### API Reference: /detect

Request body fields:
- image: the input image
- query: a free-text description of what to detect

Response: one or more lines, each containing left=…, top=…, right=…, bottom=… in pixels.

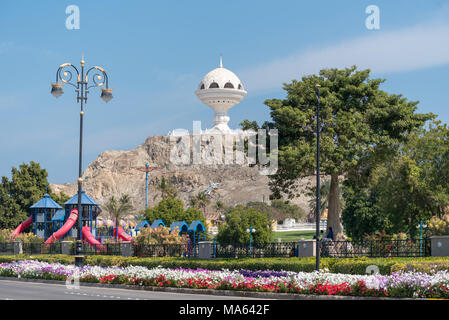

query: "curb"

left=0, top=276, right=413, bottom=300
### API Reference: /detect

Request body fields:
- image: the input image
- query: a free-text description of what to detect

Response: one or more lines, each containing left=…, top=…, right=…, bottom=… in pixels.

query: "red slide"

left=45, top=209, right=78, bottom=244
left=12, top=216, right=33, bottom=237
left=82, top=226, right=104, bottom=250
left=113, top=227, right=132, bottom=242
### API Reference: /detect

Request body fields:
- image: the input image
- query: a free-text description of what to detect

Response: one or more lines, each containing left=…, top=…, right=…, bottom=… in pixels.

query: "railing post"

left=397, top=240, right=399, bottom=257
left=198, top=241, right=213, bottom=259
left=13, top=241, right=23, bottom=255
left=61, top=241, right=72, bottom=255
left=121, top=241, right=132, bottom=257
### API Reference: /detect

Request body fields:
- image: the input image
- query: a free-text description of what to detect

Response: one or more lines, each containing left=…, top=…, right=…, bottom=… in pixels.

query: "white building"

left=170, top=57, right=247, bottom=135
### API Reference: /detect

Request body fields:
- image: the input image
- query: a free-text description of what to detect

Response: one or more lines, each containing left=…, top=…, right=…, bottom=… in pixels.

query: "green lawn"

left=274, top=230, right=316, bottom=241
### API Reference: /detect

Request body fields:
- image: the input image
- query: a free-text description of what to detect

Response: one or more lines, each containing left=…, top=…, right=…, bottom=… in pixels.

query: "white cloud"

left=239, top=20, right=449, bottom=93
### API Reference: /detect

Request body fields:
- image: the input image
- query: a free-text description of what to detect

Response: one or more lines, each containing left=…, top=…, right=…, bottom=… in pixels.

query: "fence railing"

left=0, top=242, right=63, bottom=255
left=70, top=243, right=122, bottom=256
left=133, top=244, right=188, bottom=258
left=320, top=239, right=431, bottom=258
left=214, top=242, right=297, bottom=258
left=0, top=242, right=14, bottom=255
left=0, top=239, right=432, bottom=258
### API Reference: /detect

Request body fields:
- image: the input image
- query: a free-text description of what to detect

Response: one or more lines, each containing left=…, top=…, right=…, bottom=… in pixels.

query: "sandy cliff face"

left=51, top=135, right=314, bottom=214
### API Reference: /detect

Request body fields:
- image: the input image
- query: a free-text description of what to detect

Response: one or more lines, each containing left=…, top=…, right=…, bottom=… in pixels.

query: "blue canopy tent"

left=170, top=221, right=189, bottom=234
left=151, top=219, right=165, bottom=229
left=64, top=190, right=101, bottom=238
left=135, top=220, right=150, bottom=232
left=30, top=194, right=62, bottom=239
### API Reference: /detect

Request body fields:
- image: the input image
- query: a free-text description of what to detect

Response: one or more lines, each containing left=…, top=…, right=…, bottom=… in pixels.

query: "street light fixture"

left=246, top=226, right=256, bottom=257
left=51, top=56, right=112, bottom=264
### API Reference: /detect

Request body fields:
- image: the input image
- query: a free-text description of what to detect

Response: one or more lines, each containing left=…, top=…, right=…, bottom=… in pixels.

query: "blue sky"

left=1, top=0, right=449, bottom=183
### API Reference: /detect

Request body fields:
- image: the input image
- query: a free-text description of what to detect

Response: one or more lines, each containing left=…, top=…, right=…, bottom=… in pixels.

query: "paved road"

left=0, top=279, right=265, bottom=300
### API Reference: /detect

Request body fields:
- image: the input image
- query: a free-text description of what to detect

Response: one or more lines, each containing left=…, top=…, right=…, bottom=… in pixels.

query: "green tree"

left=144, top=196, right=205, bottom=227
left=189, top=192, right=210, bottom=216
left=104, top=194, right=133, bottom=240
left=262, top=66, right=432, bottom=239
left=214, top=200, right=226, bottom=212
left=341, top=183, right=389, bottom=241
left=0, top=162, right=59, bottom=229
left=245, top=202, right=274, bottom=221
left=216, top=205, right=273, bottom=246
left=0, top=185, right=25, bottom=229
left=51, top=192, right=70, bottom=207
left=245, top=200, right=305, bottom=223
left=154, top=177, right=178, bottom=200
left=270, top=199, right=306, bottom=222
left=239, top=120, right=260, bottom=132
left=343, top=121, right=449, bottom=238
left=4, top=162, right=51, bottom=213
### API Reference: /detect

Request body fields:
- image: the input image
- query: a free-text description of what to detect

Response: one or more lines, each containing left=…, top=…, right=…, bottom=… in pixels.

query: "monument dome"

left=195, top=57, right=247, bottom=133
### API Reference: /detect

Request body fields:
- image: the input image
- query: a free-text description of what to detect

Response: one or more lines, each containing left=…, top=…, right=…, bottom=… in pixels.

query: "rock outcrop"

left=51, top=135, right=315, bottom=214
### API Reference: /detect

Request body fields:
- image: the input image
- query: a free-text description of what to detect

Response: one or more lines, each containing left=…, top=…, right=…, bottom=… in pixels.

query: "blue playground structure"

left=29, top=194, right=63, bottom=239
left=63, top=190, right=101, bottom=238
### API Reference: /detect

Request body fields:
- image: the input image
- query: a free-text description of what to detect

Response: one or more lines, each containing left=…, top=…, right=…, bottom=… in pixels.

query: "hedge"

left=1, top=255, right=449, bottom=275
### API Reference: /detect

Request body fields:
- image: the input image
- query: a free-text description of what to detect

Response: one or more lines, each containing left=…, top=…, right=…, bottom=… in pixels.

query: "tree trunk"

left=326, top=173, right=345, bottom=240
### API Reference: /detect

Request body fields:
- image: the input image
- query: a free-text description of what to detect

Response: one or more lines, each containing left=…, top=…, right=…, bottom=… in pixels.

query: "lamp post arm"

left=85, top=66, right=110, bottom=89
left=56, top=63, right=80, bottom=88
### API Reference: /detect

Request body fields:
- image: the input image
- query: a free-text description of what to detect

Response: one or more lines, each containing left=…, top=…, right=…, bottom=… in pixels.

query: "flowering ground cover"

left=1, top=260, right=449, bottom=298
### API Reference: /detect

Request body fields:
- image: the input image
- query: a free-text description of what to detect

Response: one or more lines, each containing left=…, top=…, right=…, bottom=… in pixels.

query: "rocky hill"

left=51, top=135, right=315, bottom=216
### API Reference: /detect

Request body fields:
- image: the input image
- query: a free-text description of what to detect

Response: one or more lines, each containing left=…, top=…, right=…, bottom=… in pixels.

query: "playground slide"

left=82, top=226, right=104, bottom=249
left=12, top=216, right=33, bottom=237
left=113, top=227, right=132, bottom=242
left=45, top=208, right=78, bottom=244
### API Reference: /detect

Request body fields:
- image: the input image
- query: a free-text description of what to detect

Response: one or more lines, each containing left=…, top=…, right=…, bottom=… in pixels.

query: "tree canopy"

left=245, top=200, right=305, bottom=223
left=144, top=196, right=205, bottom=227
left=216, top=205, right=273, bottom=246
left=104, top=194, right=134, bottom=239
left=258, top=66, right=433, bottom=239
left=0, top=162, right=69, bottom=229
left=342, top=121, right=449, bottom=239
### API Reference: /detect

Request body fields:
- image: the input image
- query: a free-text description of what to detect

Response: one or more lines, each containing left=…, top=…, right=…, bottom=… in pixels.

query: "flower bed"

left=1, top=260, right=449, bottom=298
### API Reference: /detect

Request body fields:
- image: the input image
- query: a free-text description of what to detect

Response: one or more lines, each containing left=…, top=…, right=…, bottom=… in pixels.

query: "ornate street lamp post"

left=51, top=56, right=112, bottom=262
left=315, top=84, right=321, bottom=271
left=246, top=226, right=256, bottom=258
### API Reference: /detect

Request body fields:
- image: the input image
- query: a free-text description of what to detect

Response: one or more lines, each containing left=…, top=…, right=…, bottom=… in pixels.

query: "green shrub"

left=428, top=215, right=449, bottom=236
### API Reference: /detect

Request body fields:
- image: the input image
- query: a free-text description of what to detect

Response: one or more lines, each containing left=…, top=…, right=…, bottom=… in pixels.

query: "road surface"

left=0, top=279, right=266, bottom=300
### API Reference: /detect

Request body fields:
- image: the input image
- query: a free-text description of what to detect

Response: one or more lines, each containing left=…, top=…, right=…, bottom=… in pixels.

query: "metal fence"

left=133, top=244, right=188, bottom=258
left=0, top=239, right=432, bottom=258
left=320, top=239, right=431, bottom=258
left=0, top=243, right=14, bottom=255
left=23, top=242, right=63, bottom=255
left=70, top=243, right=122, bottom=256
left=214, top=242, right=297, bottom=258
left=0, top=242, right=63, bottom=255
